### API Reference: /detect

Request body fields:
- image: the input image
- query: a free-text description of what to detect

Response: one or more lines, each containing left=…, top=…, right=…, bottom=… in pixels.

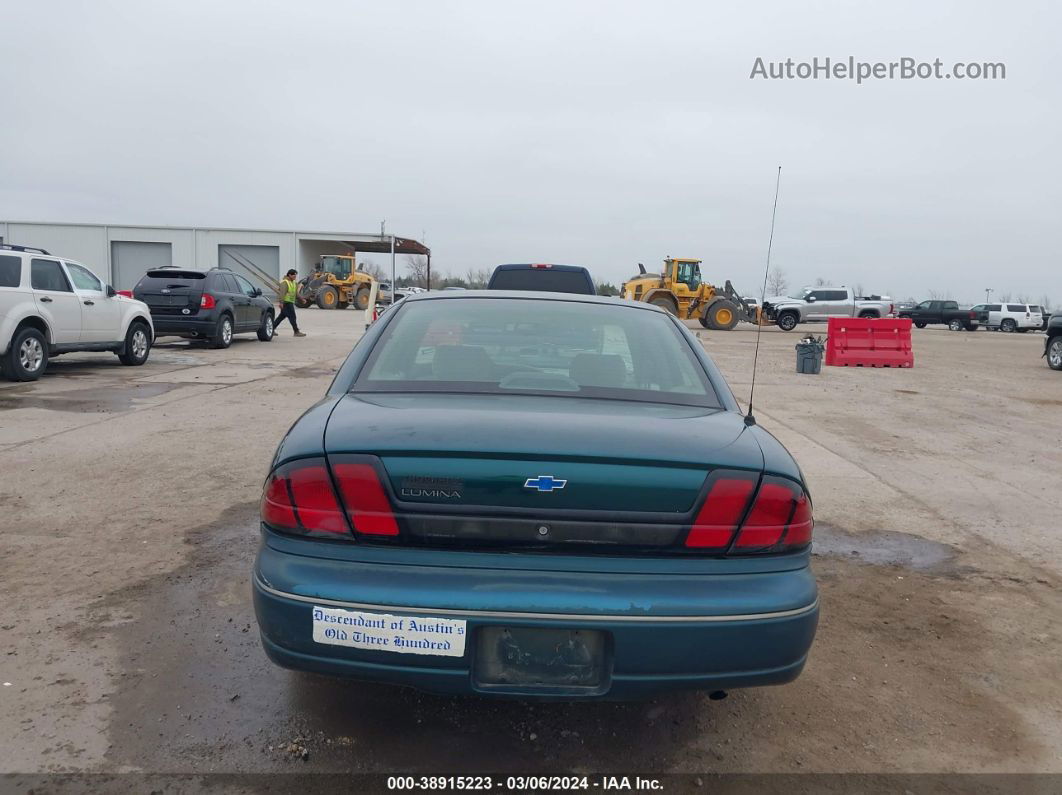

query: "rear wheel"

left=212, top=314, right=233, bottom=349
left=948, top=319, right=964, bottom=331
left=354, top=287, right=371, bottom=311
left=3, top=326, right=48, bottom=381
left=316, top=285, right=339, bottom=309
left=257, top=312, right=275, bottom=342
left=704, top=300, right=739, bottom=330
left=777, top=311, right=799, bottom=331
left=118, top=322, right=151, bottom=366
left=1000, top=318, right=1016, bottom=332
left=1048, top=338, right=1062, bottom=371
left=650, top=296, right=678, bottom=316
left=295, top=296, right=312, bottom=309
left=914, top=321, right=927, bottom=329
left=859, top=311, right=879, bottom=319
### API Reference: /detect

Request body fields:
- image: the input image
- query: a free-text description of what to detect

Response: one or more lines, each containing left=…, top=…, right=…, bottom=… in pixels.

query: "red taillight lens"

left=733, top=476, right=813, bottom=552
left=685, top=473, right=813, bottom=553
left=261, top=458, right=350, bottom=537
left=332, top=459, right=400, bottom=536
left=530, top=263, right=553, bottom=269
left=117, top=289, right=133, bottom=298
left=685, top=476, right=756, bottom=549
left=201, top=294, right=216, bottom=309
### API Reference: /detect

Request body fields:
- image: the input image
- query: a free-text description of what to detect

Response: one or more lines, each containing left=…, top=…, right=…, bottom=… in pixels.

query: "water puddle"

left=813, top=524, right=956, bottom=571
left=0, top=382, right=187, bottom=413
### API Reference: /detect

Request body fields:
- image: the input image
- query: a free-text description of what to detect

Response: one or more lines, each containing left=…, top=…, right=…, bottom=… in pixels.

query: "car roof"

left=399, top=289, right=661, bottom=312
left=491, top=263, right=591, bottom=273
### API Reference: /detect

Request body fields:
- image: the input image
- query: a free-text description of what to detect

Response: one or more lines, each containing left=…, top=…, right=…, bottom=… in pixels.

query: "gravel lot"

left=0, top=309, right=1059, bottom=779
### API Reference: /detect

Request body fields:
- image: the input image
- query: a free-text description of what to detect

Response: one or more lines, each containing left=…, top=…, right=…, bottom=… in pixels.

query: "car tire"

left=704, top=301, right=740, bottom=330
left=354, top=287, right=371, bottom=311
left=2, top=326, right=48, bottom=381
left=316, top=285, right=339, bottom=309
left=295, top=296, right=312, bottom=309
left=649, top=297, right=678, bottom=316
left=948, top=319, right=963, bottom=331
left=212, top=314, right=234, bottom=349
left=1048, top=337, right=1062, bottom=371
left=1000, top=318, right=1016, bottom=332
left=118, top=321, right=152, bottom=366
left=257, top=311, right=275, bottom=342
left=914, top=321, right=927, bottom=329
left=858, top=311, right=879, bottom=319
left=777, top=311, right=799, bottom=331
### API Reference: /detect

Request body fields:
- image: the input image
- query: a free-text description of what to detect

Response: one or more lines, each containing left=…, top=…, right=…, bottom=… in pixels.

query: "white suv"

left=0, top=245, right=154, bottom=381
left=974, top=303, right=1044, bottom=333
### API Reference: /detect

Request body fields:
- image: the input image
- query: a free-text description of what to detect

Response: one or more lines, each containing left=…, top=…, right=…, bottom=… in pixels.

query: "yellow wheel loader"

left=296, top=255, right=377, bottom=311
left=620, top=257, right=760, bottom=330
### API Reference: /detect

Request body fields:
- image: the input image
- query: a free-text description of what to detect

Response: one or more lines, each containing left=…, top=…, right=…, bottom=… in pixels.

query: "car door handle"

left=83, top=300, right=95, bottom=306
left=40, top=296, right=53, bottom=303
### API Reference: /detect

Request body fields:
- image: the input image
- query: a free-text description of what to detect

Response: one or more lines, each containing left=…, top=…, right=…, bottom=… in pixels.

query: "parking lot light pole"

left=985, top=288, right=993, bottom=302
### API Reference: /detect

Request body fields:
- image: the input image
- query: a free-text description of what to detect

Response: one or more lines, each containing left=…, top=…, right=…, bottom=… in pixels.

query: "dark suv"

left=132, top=267, right=275, bottom=348
left=487, top=263, right=596, bottom=295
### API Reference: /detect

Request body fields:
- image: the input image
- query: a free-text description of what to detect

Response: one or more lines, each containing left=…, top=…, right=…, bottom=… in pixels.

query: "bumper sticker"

left=312, top=606, right=466, bottom=657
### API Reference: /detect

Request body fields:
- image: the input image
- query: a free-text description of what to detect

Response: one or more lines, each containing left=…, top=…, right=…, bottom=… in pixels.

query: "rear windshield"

left=488, top=268, right=594, bottom=295
left=356, top=298, right=720, bottom=407
left=135, top=270, right=207, bottom=290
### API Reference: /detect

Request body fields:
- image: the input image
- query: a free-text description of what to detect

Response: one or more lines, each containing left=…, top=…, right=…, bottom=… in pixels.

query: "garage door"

left=111, top=241, right=173, bottom=289
left=218, top=245, right=280, bottom=296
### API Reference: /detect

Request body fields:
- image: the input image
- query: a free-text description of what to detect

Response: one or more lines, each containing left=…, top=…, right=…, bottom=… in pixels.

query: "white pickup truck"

left=762, top=287, right=894, bottom=331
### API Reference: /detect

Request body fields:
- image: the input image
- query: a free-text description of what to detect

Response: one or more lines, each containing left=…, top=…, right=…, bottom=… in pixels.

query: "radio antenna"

left=745, top=166, right=783, bottom=427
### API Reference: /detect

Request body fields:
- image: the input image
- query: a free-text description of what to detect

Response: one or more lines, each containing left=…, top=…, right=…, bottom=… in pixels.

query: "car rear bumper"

left=252, top=529, right=819, bottom=699
left=149, top=314, right=217, bottom=337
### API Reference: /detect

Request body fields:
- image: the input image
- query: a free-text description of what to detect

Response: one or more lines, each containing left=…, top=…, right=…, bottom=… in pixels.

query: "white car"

left=0, top=245, right=154, bottom=381
left=976, top=302, right=1044, bottom=333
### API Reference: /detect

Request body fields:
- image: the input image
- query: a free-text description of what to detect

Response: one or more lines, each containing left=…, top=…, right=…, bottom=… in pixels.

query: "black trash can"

left=795, top=338, right=824, bottom=374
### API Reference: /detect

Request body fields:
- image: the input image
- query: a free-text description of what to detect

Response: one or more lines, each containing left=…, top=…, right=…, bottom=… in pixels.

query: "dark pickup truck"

left=897, top=300, right=980, bottom=331
left=1045, top=313, right=1062, bottom=371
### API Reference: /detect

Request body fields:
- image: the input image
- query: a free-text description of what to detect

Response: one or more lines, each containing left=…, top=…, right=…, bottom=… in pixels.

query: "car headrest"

left=569, top=353, right=627, bottom=389
left=432, top=345, right=494, bottom=381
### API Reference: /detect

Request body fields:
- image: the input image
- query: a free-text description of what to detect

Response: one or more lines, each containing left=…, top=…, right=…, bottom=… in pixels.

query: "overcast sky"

left=1, top=0, right=1057, bottom=303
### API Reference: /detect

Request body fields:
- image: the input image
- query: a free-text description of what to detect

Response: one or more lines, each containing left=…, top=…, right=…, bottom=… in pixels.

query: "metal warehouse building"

left=0, top=221, right=429, bottom=293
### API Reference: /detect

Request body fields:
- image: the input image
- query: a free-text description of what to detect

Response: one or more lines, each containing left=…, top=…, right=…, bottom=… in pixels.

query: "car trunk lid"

left=133, top=270, right=206, bottom=314
left=323, top=393, right=765, bottom=551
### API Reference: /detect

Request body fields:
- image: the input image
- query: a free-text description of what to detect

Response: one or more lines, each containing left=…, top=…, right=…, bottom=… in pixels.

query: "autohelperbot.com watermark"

left=750, top=56, right=1006, bottom=84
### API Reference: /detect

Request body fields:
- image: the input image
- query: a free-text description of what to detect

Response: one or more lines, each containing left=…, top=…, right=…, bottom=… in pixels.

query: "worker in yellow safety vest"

left=275, top=269, right=306, bottom=337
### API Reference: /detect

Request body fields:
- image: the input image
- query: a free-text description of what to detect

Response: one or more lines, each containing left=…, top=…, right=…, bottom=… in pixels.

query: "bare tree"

left=1000, top=292, right=1012, bottom=303
left=927, top=289, right=949, bottom=300
left=766, top=268, right=788, bottom=297
left=464, top=267, right=491, bottom=289
left=1041, top=294, right=1053, bottom=310
left=853, top=283, right=865, bottom=298
left=814, top=276, right=827, bottom=287
left=1015, top=294, right=1030, bottom=304
left=404, top=255, right=430, bottom=288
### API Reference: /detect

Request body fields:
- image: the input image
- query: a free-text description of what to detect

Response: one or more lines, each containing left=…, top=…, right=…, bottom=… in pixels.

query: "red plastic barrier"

left=825, top=317, right=913, bottom=368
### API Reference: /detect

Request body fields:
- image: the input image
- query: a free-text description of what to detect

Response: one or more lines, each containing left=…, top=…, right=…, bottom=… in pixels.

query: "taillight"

left=261, top=458, right=350, bottom=538
left=117, top=289, right=133, bottom=298
left=331, top=456, right=400, bottom=536
left=685, top=473, right=812, bottom=554
left=530, top=263, right=553, bottom=269
left=201, top=294, right=216, bottom=309
left=685, top=476, right=756, bottom=549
